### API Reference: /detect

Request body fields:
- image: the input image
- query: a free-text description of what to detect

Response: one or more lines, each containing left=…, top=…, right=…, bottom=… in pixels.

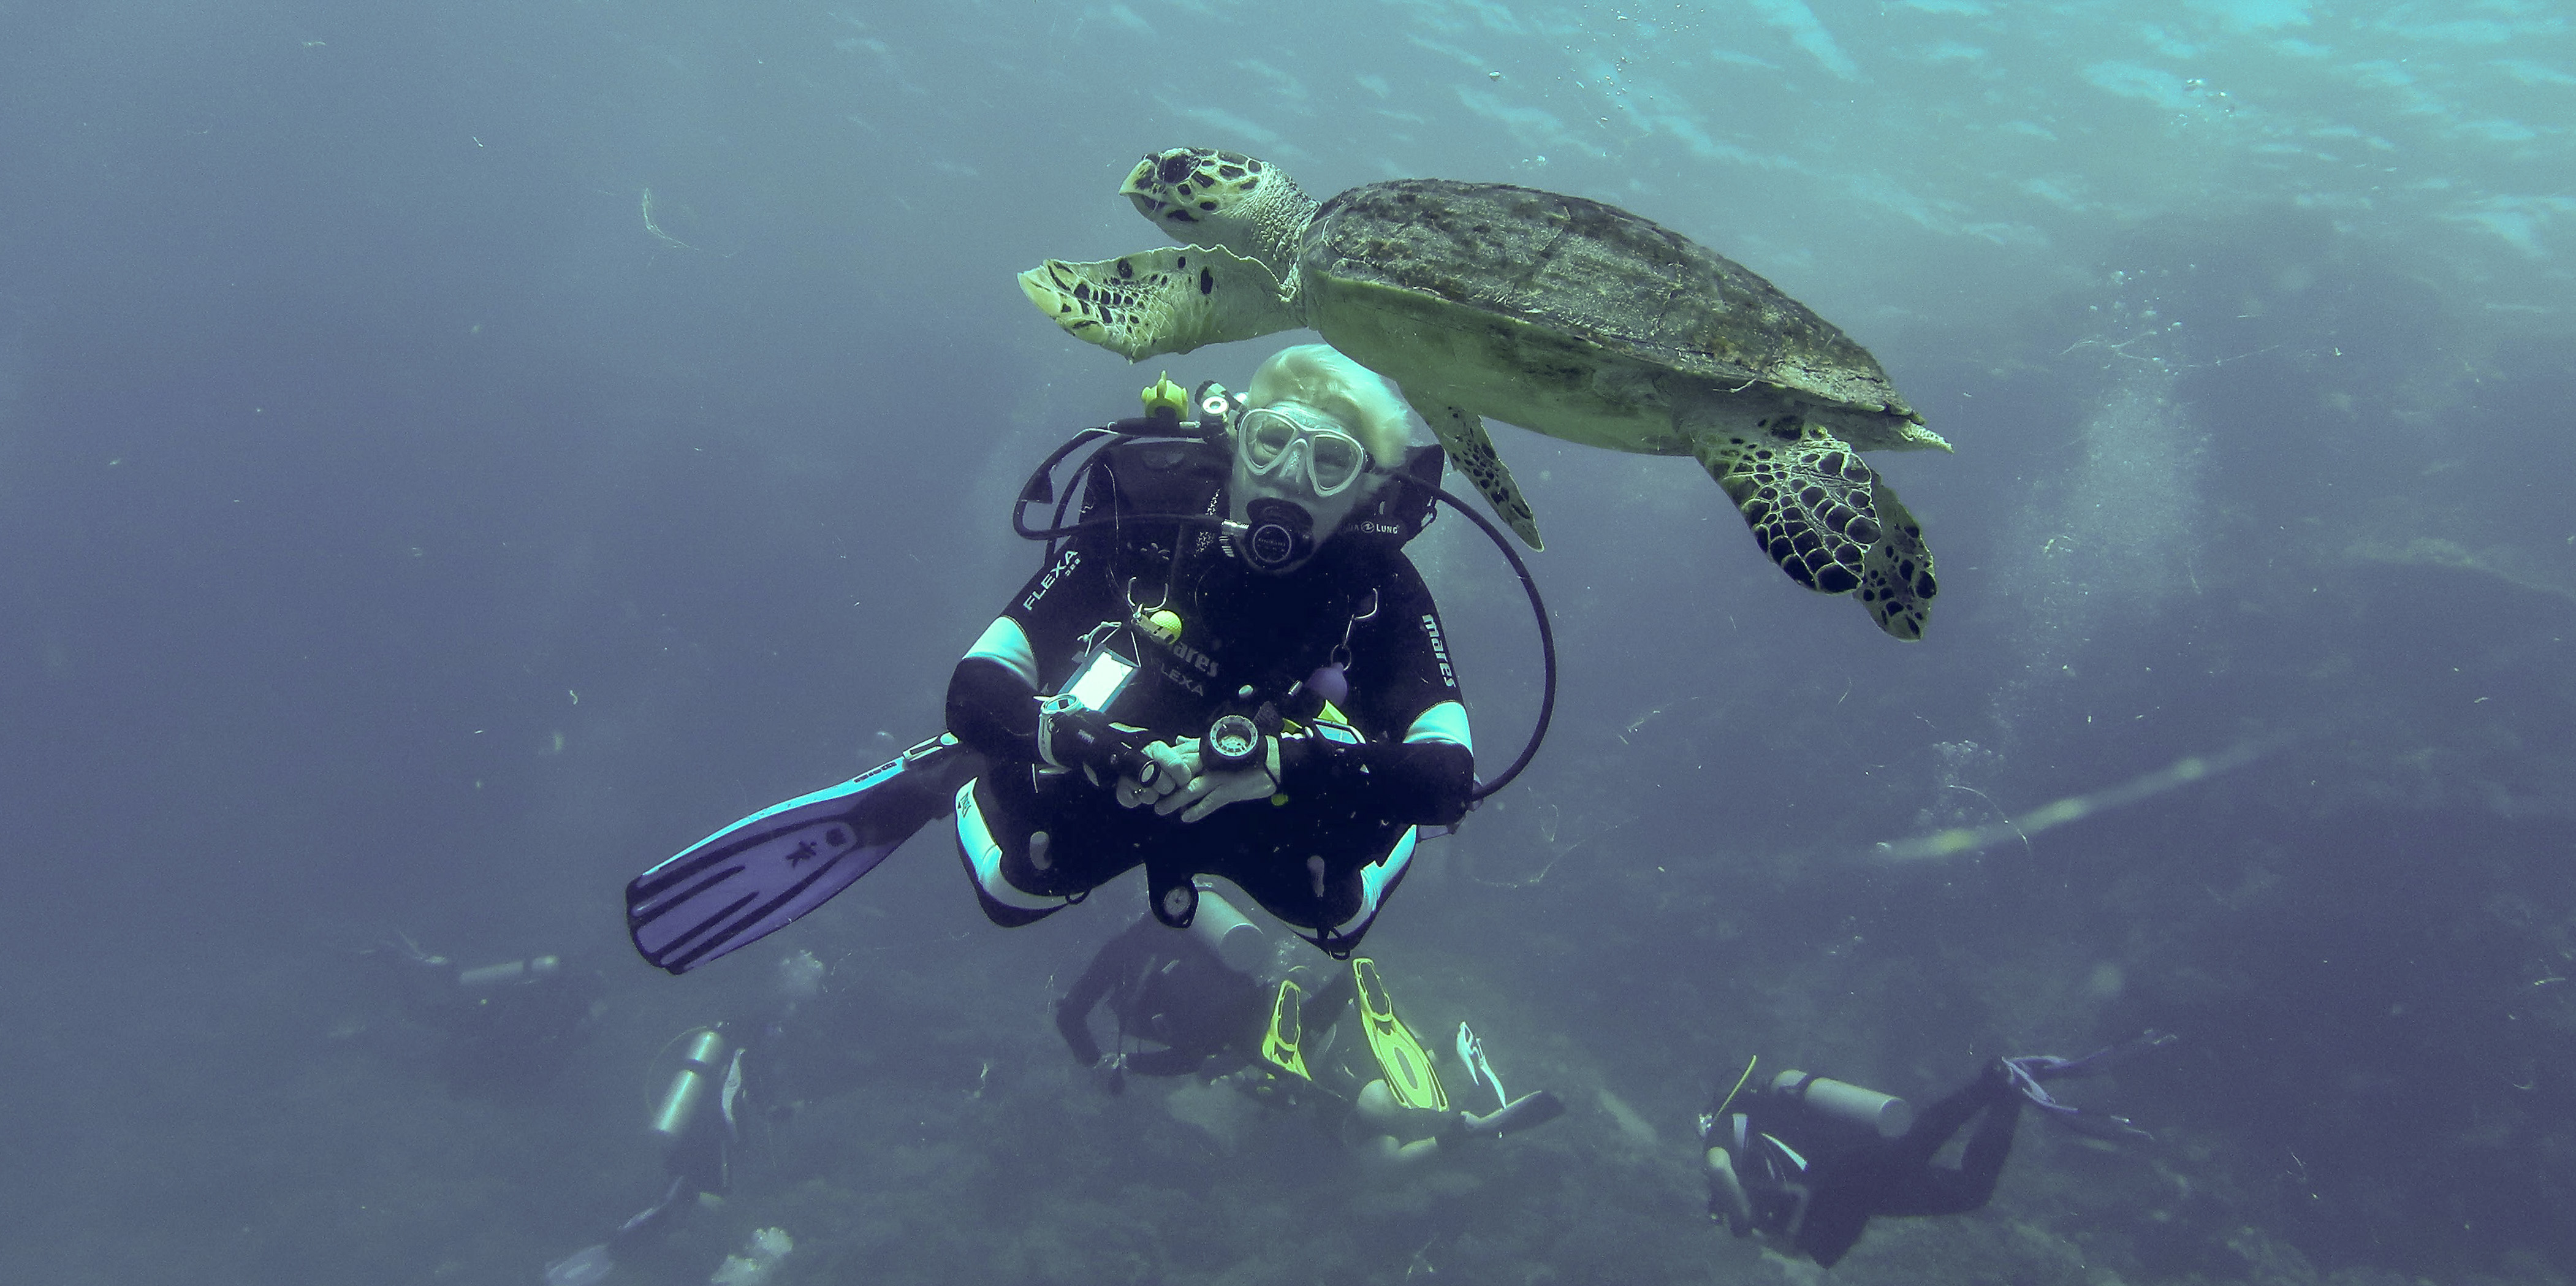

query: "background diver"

left=362, top=934, right=754, bottom=1285
left=1054, top=884, right=1564, bottom=1162
left=543, top=951, right=837, bottom=1286
left=1700, top=1032, right=2175, bottom=1267
left=368, top=935, right=605, bottom=1095
left=948, top=342, right=1476, bottom=954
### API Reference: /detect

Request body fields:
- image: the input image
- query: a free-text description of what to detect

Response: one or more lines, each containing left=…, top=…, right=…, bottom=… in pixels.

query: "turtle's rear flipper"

left=1418, top=403, right=1543, bottom=550
left=1856, top=479, right=1936, bottom=641
left=1017, top=245, right=1297, bottom=360
left=1691, top=416, right=1887, bottom=602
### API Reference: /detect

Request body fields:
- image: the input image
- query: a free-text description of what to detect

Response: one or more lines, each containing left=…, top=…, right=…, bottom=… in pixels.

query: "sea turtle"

left=1018, top=148, right=1951, bottom=641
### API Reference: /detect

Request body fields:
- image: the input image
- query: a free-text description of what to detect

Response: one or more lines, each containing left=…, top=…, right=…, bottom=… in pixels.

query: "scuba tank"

left=1771, top=1069, right=1915, bottom=1139
left=455, top=954, right=563, bottom=989
left=650, top=1029, right=731, bottom=1140
left=1183, top=883, right=1266, bottom=974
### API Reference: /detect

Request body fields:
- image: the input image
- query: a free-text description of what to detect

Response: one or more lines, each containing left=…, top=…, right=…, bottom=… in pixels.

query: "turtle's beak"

left=1119, top=161, right=1167, bottom=221
left=1120, top=158, right=1196, bottom=224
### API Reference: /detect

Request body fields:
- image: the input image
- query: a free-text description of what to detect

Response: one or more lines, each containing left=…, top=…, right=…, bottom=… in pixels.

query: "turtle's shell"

left=1299, top=179, right=1923, bottom=455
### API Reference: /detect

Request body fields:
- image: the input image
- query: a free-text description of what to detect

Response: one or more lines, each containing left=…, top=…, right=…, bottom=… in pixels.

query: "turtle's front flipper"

left=1017, top=245, right=1298, bottom=360
left=1688, top=413, right=1885, bottom=599
left=1856, top=480, right=1936, bottom=641
left=1419, top=403, right=1543, bottom=550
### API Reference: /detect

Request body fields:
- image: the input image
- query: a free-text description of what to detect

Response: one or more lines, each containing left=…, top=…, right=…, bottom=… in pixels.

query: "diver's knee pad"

left=954, top=779, right=1071, bottom=928
left=1296, top=826, right=1417, bottom=957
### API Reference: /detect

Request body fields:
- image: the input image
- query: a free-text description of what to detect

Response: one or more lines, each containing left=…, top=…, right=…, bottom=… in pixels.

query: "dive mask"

left=1239, top=405, right=1371, bottom=498
left=1228, top=403, right=1377, bottom=573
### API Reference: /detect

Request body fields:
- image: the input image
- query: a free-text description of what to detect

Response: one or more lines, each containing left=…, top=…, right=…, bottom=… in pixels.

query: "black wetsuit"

left=948, top=437, right=1472, bottom=946
left=1054, top=915, right=1266, bottom=1076
left=1718, top=1065, right=2022, bottom=1267
left=1054, top=912, right=1365, bottom=1086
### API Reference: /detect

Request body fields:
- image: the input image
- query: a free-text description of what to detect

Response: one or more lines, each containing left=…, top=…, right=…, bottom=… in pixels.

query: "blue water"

left=3, top=2, right=2570, bottom=1283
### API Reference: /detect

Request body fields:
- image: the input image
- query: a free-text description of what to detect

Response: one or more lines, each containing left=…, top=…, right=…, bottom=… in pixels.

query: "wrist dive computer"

left=1199, top=713, right=1266, bottom=773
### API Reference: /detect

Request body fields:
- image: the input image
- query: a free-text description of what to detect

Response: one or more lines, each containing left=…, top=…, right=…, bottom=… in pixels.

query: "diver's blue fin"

left=627, top=734, right=986, bottom=974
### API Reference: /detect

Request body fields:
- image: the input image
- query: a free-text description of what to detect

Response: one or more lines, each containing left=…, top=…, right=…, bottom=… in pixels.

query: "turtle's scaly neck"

left=1247, top=175, right=1319, bottom=301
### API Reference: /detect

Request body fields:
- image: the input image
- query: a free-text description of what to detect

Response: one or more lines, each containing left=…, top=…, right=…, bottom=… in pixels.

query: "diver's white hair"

left=1245, top=343, right=1413, bottom=468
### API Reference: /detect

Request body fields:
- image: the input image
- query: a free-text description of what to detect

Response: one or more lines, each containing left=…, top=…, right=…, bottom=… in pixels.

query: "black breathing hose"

left=1411, top=480, right=1556, bottom=804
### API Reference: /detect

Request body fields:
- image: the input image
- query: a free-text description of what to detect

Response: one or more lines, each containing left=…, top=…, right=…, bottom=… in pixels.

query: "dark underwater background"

left=4, top=1, right=2572, bottom=1284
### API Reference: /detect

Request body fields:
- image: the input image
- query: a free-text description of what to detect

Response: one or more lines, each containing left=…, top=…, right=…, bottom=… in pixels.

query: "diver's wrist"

left=1272, top=727, right=1314, bottom=787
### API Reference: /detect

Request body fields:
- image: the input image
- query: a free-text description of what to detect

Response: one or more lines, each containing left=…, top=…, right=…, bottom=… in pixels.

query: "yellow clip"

left=1141, top=371, right=1187, bottom=420
left=1136, top=607, right=1182, bottom=645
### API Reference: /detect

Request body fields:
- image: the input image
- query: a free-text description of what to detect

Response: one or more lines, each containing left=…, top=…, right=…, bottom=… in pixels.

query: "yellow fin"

left=1261, top=979, right=1310, bottom=1080
left=1353, top=958, right=1446, bottom=1111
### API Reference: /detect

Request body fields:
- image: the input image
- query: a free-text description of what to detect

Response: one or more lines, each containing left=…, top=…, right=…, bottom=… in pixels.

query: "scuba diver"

left=1699, top=1032, right=2174, bottom=1267
left=623, top=341, right=1554, bottom=977
left=1053, top=884, right=1564, bottom=1162
left=544, top=949, right=832, bottom=1285
left=543, top=1026, right=742, bottom=1286
left=541, top=1025, right=742, bottom=1286
left=1054, top=888, right=1270, bottom=1083
left=369, top=935, right=605, bottom=1094
left=949, top=343, right=1475, bottom=955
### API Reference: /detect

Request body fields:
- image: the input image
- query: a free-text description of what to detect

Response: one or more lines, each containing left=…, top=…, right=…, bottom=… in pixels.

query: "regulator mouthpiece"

left=1235, top=498, right=1314, bottom=572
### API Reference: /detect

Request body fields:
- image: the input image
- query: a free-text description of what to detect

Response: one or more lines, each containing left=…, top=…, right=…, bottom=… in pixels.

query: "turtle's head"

left=1122, top=148, right=1311, bottom=269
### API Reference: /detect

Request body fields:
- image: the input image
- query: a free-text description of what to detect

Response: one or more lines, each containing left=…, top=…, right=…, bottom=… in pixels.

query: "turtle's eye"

left=1159, top=154, right=1194, bottom=186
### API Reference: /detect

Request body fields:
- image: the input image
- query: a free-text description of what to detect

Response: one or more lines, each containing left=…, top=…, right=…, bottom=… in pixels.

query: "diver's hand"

left=1114, top=740, right=1198, bottom=809
left=1158, top=740, right=1283, bottom=822
left=1092, top=1051, right=1129, bottom=1097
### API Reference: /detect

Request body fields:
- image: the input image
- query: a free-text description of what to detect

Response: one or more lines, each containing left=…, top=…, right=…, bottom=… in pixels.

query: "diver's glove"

left=1115, top=740, right=1198, bottom=809
left=1158, top=738, right=1283, bottom=822
left=1093, top=1051, right=1130, bottom=1097
left=1037, top=706, right=1153, bottom=787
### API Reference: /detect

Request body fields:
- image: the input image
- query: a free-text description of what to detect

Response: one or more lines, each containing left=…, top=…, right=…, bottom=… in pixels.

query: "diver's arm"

left=946, top=542, right=1111, bottom=764
left=1052, top=923, right=1145, bottom=1065
left=1275, top=732, right=1472, bottom=826
left=948, top=644, right=1039, bottom=764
